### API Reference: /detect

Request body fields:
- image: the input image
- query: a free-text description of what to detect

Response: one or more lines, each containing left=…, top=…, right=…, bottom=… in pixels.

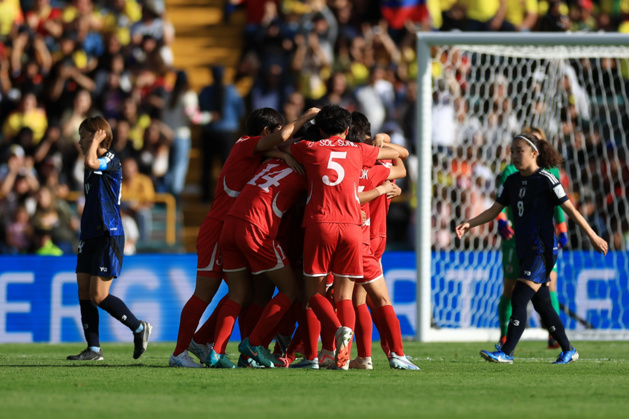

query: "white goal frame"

left=414, top=32, right=629, bottom=342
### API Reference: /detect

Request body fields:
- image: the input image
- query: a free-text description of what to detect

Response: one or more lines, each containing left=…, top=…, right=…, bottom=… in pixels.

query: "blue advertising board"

left=0, top=251, right=626, bottom=343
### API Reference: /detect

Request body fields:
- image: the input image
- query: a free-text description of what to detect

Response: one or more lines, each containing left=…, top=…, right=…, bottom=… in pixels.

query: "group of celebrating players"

left=168, top=104, right=420, bottom=370
left=68, top=103, right=607, bottom=368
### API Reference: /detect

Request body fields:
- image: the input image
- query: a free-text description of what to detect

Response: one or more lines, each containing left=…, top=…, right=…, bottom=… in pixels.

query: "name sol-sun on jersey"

left=307, top=139, right=359, bottom=147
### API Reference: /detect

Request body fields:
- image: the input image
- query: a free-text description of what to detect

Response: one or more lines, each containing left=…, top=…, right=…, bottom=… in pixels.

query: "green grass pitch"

left=1, top=341, right=628, bottom=418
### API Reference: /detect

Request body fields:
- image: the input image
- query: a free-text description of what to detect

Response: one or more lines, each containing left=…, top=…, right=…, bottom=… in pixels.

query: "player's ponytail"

left=536, top=137, right=563, bottom=169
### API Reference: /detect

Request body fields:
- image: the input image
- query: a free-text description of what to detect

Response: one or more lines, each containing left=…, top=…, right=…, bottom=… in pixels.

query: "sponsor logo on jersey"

left=519, top=188, right=526, bottom=198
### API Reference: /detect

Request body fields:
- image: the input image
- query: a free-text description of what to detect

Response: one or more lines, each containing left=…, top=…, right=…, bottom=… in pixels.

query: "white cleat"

left=318, top=349, right=336, bottom=368
left=169, top=351, right=204, bottom=368
left=349, top=356, right=373, bottom=370
left=334, top=326, right=353, bottom=370
left=188, top=339, right=213, bottom=364
left=389, top=352, right=420, bottom=370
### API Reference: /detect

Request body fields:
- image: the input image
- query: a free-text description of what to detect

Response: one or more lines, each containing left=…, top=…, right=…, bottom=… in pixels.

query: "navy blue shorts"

left=76, top=236, right=125, bottom=278
left=518, top=253, right=557, bottom=284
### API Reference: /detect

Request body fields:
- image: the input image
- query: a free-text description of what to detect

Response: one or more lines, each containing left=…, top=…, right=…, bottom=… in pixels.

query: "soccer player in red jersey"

left=206, top=108, right=319, bottom=368
left=288, top=104, right=399, bottom=370
left=348, top=112, right=419, bottom=370
left=169, top=108, right=314, bottom=368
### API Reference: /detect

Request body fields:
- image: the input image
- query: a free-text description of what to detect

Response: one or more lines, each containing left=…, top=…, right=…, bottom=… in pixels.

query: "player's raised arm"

left=255, top=107, right=320, bottom=153
left=456, top=202, right=505, bottom=239
left=560, top=199, right=608, bottom=255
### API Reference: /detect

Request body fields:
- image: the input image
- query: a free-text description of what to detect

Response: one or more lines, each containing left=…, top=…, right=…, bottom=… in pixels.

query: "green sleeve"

left=498, top=164, right=518, bottom=220
left=550, top=166, right=566, bottom=224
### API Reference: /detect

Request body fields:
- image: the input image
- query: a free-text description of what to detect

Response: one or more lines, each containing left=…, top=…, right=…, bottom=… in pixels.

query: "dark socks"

left=80, top=299, right=100, bottom=348
left=532, top=286, right=572, bottom=351
left=98, top=294, right=141, bottom=332
left=501, top=282, right=536, bottom=356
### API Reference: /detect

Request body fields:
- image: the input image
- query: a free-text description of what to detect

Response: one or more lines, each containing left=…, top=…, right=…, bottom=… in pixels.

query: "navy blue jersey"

left=80, top=150, right=124, bottom=239
left=496, top=168, right=568, bottom=261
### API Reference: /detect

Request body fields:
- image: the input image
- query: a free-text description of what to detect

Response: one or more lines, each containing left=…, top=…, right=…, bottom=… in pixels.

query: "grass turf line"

left=1, top=341, right=629, bottom=418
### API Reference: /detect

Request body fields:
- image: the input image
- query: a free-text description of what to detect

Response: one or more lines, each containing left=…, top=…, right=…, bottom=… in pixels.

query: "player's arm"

left=264, top=148, right=305, bottom=175
left=387, top=157, right=406, bottom=180
left=456, top=202, right=505, bottom=239
left=254, top=108, right=320, bottom=154
left=358, top=180, right=396, bottom=204
left=85, top=129, right=108, bottom=170
left=376, top=146, right=399, bottom=161
left=381, top=142, right=409, bottom=160
left=559, top=199, right=608, bottom=255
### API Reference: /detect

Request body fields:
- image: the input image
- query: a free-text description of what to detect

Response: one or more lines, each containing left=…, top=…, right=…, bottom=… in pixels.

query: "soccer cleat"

left=548, top=336, right=560, bottom=349
left=334, top=326, right=353, bottom=370
left=67, top=348, right=103, bottom=361
left=237, top=354, right=264, bottom=368
left=289, top=357, right=319, bottom=369
left=188, top=339, right=213, bottom=364
left=238, top=337, right=283, bottom=368
left=133, top=321, right=153, bottom=359
left=480, top=349, right=514, bottom=364
left=553, top=347, right=579, bottom=364
left=169, top=351, right=203, bottom=368
left=349, top=356, right=373, bottom=370
left=318, top=349, right=335, bottom=368
left=389, top=353, right=420, bottom=370
left=207, top=349, right=236, bottom=369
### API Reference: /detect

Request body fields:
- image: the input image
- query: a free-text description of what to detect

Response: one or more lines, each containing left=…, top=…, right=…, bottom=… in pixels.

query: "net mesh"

left=429, top=44, right=629, bottom=334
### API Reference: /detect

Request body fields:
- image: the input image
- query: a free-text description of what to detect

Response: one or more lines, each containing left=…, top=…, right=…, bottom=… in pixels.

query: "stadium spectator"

left=198, top=65, right=246, bottom=202
left=162, top=69, right=215, bottom=199
left=121, top=156, right=155, bottom=245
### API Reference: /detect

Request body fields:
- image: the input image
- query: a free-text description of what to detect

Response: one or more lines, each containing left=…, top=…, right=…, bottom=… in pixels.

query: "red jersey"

left=369, top=161, right=394, bottom=239
left=291, top=137, right=379, bottom=226
left=358, top=164, right=391, bottom=243
left=206, top=136, right=263, bottom=221
left=227, top=158, right=307, bottom=238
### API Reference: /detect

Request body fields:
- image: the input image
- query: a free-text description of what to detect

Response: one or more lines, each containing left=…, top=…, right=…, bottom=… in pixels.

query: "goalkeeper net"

left=415, top=33, right=629, bottom=342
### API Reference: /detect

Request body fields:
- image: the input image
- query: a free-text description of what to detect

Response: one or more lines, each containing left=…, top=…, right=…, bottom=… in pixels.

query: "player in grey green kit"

left=495, top=127, right=568, bottom=349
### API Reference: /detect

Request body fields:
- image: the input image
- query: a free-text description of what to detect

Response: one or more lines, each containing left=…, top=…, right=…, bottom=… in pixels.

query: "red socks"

left=377, top=304, right=404, bottom=356
left=249, top=292, right=292, bottom=347
left=213, top=299, right=242, bottom=354
left=174, top=295, right=208, bottom=356
left=354, top=304, right=372, bottom=358
left=192, top=295, right=227, bottom=345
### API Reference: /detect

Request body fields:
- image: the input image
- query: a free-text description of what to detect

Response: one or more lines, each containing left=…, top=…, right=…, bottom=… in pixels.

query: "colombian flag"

left=381, top=0, right=428, bottom=30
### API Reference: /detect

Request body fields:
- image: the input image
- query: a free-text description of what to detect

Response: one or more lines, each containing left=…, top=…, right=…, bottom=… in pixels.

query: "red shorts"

left=370, top=236, right=386, bottom=260
left=357, top=242, right=383, bottom=284
left=303, top=223, right=362, bottom=278
left=196, top=217, right=224, bottom=279
left=220, top=216, right=288, bottom=274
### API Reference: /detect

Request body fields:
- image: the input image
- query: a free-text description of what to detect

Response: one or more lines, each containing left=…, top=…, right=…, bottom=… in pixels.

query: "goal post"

left=414, top=32, right=629, bottom=342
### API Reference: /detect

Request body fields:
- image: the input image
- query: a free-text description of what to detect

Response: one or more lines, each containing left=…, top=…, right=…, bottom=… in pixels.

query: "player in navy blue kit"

left=456, top=133, right=608, bottom=364
left=67, top=116, right=153, bottom=361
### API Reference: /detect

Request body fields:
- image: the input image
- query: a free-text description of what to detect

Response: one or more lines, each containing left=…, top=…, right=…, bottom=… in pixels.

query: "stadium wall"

left=0, top=252, right=626, bottom=343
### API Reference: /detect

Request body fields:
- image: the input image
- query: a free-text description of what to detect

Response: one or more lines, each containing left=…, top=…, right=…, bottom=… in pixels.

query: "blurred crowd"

left=2, top=0, right=629, bottom=255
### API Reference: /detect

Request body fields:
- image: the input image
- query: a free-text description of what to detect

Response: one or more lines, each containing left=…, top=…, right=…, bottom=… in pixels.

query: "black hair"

left=314, top=104, right=351, bottom=137
left=347, top=111, right=371, bottom=143
left=245, top=108, right=284, bottom=136
left=303, top=123, right=321, bottom=142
